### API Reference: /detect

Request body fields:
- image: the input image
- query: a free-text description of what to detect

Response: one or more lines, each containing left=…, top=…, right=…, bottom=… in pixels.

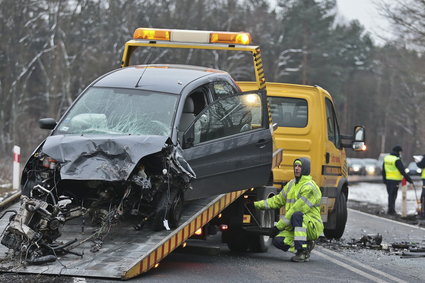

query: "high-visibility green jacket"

left=254, top=175, right=323, bottom=239
left=384, top=155, right=403, bottom=181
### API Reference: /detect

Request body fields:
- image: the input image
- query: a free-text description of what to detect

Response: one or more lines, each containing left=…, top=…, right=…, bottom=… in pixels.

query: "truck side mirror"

left=39, top=118, right=57, bottom=130
left=352, top=126, right=366, bottom=151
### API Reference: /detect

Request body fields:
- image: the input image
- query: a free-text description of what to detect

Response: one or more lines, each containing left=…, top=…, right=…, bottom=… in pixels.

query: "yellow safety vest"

left=421, top=167, right=425, bottom=179
left=384, top=155, right=403, bottom=181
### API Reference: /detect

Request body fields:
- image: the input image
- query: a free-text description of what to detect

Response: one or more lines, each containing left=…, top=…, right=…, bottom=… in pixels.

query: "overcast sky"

left=336, top=0, right=393, bottom=44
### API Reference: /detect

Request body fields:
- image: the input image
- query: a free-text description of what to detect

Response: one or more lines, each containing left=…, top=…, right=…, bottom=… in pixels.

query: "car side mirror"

left=39, top=118, right=57, bottom=130
left=272, top=123, right=278, bottom=132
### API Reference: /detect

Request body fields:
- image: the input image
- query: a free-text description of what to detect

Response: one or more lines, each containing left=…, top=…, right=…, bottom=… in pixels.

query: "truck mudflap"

left=0, top=190, right=246, bottom=280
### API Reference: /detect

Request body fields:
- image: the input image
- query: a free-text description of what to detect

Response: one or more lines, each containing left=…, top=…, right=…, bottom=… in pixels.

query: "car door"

left=181, top=90, right=272, bottom=200
left=324, top=97, right=345, bottom=185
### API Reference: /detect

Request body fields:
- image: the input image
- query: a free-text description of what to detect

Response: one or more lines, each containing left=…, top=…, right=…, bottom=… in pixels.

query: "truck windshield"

left=54, top=87, right=177, bottom=136
left=268, top=97, right=308, bottom=128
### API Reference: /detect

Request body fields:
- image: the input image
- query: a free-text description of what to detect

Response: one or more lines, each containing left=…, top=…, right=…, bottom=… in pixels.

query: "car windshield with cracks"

left=54, top=87, right=177, bottom=136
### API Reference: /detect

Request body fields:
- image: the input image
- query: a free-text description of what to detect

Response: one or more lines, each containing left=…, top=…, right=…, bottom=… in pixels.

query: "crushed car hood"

left=41, top=135, right=169, bottom=181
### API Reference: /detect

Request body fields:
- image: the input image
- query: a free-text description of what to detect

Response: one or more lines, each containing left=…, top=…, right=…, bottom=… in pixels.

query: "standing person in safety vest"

left=382, top=145, right=413, bottom=215
left=248, top=157, right=323, bottom=262
left=416, top=154, right=425, bottom=218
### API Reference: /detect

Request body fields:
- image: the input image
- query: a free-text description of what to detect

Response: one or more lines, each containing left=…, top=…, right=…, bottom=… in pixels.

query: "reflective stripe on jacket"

left=384, top=155, right=403, bottom=181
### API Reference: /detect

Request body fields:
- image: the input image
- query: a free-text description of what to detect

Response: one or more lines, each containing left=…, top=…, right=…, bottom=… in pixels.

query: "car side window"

left=184, top=93, right=263, bottom=147
left=325, top=98, right=341, bottom=148
left=211, top=81, right=237, bottom=100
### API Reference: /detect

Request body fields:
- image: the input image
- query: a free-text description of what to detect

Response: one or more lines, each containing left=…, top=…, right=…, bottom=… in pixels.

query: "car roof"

left=93, top=64, right=227, bottom=94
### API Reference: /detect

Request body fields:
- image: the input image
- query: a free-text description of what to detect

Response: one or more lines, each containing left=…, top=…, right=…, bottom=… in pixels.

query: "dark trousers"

left=386, top=180, right=400, bottom=214
left=272, top=211, right=306, bottom=252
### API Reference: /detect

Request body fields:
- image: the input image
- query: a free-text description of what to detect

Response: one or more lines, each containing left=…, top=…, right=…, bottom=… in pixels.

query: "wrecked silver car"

left=1, top=65, right=272, bottom=263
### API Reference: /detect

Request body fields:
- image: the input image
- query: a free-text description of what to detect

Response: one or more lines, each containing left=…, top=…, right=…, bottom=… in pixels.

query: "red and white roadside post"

left=401, top=178, right=407, bottom=218
left=12, top=145, right=21, bottom=191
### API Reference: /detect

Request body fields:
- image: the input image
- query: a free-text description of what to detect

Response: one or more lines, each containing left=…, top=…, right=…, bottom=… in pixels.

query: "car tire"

left=324, top=192, right=347, bottom=239
left=249, top=186, right=276, bottom=252
left=152, top=188, right=182, bottom=231
left=169, top=191, right=184, bottom=228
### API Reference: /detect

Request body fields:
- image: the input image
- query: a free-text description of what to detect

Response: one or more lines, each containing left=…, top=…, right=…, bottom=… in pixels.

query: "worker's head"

left=392, top=145, right=402, bottom=156
left=293, top=157, right=311, bottom=178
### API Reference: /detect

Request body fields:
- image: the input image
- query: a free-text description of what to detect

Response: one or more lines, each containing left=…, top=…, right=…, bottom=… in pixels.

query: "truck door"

left=182, top=90, right=272, bottom=200
left=323, top=98, right=344, bottom=187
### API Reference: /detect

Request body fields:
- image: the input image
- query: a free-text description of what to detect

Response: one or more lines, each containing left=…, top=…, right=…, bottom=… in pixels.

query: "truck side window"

left=325, top=98, right=341, bottom=148
left=268, top=97, right=308, bottom=128
left=187, top=93, right=262, bottom=145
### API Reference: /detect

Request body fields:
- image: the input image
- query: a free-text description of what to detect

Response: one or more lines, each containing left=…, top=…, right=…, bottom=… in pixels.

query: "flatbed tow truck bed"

left=0, top=189, right=246, bottom=280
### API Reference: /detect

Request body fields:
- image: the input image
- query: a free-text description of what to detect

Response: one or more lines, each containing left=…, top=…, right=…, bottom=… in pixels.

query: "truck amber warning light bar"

left=123, top=27, right=265, bottom=90
left=133, top=28, right=252, bottom=45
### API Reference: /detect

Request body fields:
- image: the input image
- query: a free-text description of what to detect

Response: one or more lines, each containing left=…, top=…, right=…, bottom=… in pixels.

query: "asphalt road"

left=2, top=205, right=424, bottom=283
left=136, top=208, right=425, bottom=283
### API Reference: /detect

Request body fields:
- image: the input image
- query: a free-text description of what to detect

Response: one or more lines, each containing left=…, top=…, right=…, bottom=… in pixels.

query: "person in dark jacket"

left=382, top=145, right=413, bottom=215
left=416, top=154, right=425, bottom=218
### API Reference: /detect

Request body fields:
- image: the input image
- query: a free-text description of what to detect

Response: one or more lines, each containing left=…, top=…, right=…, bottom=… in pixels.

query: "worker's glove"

left=245, top=200, right=256, bottom=212
left=269, top=226, right=280, bottom=238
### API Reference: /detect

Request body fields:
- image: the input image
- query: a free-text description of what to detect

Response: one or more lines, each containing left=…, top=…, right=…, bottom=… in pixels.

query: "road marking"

left=73, top=277, right=87, bottom=283
left=313, top=248, right=389, bottom=283
left=349, top=208, right=425, bottom=231
left=315, top=246, right=407, bottom=283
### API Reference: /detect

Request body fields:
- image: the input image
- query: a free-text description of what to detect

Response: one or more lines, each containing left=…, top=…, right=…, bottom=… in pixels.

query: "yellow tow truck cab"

left=239, top=81, right=366, bottom=238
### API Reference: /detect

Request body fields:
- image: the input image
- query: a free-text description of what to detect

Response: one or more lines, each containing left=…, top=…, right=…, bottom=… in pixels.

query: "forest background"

left=1, top=0, right=424, bottom=182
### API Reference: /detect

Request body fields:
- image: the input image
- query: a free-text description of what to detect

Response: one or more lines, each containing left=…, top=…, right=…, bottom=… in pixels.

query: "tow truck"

left=0, top=27, right=364, bottom=279
left=0, top=28, right=282, bottom=279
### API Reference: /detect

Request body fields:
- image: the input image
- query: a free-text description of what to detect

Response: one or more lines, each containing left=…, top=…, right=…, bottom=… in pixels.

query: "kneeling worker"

left=250, top=158, right=323, bottom=262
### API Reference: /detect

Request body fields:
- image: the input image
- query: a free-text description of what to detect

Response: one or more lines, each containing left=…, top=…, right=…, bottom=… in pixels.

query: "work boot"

left=291, top=249, right=309, bottom=262
left=305, top=240, right=315, bottom=259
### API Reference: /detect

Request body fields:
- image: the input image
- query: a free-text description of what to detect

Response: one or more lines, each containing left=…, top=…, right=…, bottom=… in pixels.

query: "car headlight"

left=366, top=166, right=375, bottom=174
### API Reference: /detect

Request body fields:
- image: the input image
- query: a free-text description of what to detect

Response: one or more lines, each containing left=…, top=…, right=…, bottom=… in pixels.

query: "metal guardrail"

left=348, top=175, right=422, bottom=184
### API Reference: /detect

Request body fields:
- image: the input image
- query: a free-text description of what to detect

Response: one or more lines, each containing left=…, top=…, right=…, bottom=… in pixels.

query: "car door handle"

left=256, top=139, right=267, bottom=148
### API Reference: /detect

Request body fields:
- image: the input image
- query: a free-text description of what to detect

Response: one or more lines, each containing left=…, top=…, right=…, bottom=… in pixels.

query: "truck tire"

left=227, top=227, right=249, bottom=252
left=249, top=186, right=276, bottom=252
left=324, top=192, right=347, bottom=239
left=224, top=198, right=250, bottom=252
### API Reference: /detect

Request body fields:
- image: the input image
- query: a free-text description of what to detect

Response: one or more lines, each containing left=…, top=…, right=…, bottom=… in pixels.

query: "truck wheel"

left=324, top=192, right=347, bottom=239
left=227, top=227, right=249, bottom=252
left=249, top=186, right=276, bottom=252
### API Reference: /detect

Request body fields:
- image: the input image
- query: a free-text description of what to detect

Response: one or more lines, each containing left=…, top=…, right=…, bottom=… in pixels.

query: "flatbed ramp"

left=0, top=189, right=246, bottom=279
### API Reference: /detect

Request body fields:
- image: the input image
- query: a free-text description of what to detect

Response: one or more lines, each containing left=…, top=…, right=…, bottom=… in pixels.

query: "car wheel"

left=324, top=192, right=347, bottom=239
left=169, top=191, right=184, bottom=228
left=152, top=188, right=182, bottom=231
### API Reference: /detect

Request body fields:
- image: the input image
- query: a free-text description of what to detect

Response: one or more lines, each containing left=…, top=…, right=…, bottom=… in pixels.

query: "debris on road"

left=317, top=234, right=425, bottom=259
